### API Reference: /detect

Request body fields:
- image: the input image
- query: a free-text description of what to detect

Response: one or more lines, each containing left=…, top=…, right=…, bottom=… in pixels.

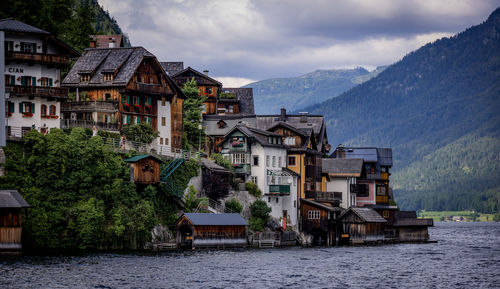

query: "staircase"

left=195, top=197, right=236, bottom=214
left=160, top=158, right=185, bottom=197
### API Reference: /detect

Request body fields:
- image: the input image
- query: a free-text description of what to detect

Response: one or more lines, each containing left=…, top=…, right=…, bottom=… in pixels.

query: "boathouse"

left=175, top=213, right=248, bottom=249
left=393, top=211, right=433, bottom=242
left=0, top=190, right=30, bottom=250
left=300, top=198, right=344, bottom=246
left=124, top=154, right=164, bottom=184
left=338, top=207, right=387, bottom=244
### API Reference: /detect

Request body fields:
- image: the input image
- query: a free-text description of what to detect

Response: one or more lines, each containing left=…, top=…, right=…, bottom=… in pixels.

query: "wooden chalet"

left=62, top=47, right=185, bottom=151
left=0, top=190, right=30, bottom=251
left=123, top=154, right=164, bottom=184
left=175, top=213, right=248, bottom=249
left=300, top=198, right=343, bottom=246
left=338, top=207, right=387, bottom=244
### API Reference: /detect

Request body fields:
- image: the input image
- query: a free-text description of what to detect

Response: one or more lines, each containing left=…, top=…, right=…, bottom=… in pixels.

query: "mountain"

left=303, top=8, right=500, bottom=213
left=244, top=66, right=386, bottom=114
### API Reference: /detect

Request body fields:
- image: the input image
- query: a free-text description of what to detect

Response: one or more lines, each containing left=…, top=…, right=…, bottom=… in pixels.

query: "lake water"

left=1, top=222, right=499, bottom=288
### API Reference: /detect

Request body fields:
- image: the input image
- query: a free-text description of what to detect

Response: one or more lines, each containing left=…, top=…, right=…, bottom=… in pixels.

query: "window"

left=165, top=138, right=169, bottom=145
left=277, top=138, right=282, bottom=144
left=272, top=156, right=276, bottom=167
left=160, top=138, right=163, bottom=145
left=40, top=77, right=52, bottom=87
left=5, top=41, right=14, bottom=52
left=266, top=155, right=270, bottom=167
left=228, top=105, right=233, bottom=113
left=268, top=137, right=272, bottom=143
left=251, top=176, right=257, bottom=183
left=253, top=156, right=259, bottom=166
left=41, top=104, right=47, bottom=117
left=162, top=97, right=166, bottom=106
left=205, top=87, right=212, bottom=95
left=19, top=102, right=34, bottom=114
left=20, top=76, right=34, bottom=86
left=103, top=73, right=113, bottom=82
left=218, top=120, right=227, bottom=129
left=123, top=115, right=130, bottom=125
left=308, top=210, right=320, bottom=220
left=20, top=42, right=36, bottom=53
left=276, top=198, right=279, bottom=204
left=105, top=93, right=112, bottom=101
left=383, top=210, right=389, bottom=218
left=162, top=117, right=166, bottom=126
left=268, top=197, right=271, bottom=202
left=49, top=105, right=56, bottom=116
left=7, top=102, right=14, bottom=115
left=284, top=137, right=296, bottom=146
left=278, top=156, right=282, bottom=167
left=80, top=74, right=91, bottom=82
left=294, top=200, right=296, bottom=208
left=232, top=153, right=246, bottom=164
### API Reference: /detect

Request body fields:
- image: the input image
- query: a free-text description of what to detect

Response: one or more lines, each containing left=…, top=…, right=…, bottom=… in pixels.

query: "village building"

left=1, top=19, right=79, bottom=138
left=338, top=207, right=387, bottom=244
left=322, top=158, right=364, bottom=209
left=123, top=154, right=164, bottom=185
left=175, top=213, right=247, bottom=249
left=218, top=125, right=299, bottom=228
left=0, top=190, right=30, bottom=250
left=89, top=35, right=125, bottom=48
left=300, top=198, right=343, bottom=246
left=61, top=47, right=185, bottom=153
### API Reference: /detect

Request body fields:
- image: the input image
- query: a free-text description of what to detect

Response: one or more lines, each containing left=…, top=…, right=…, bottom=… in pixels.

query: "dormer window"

left=217, top=120, right=227, bottom=129
left=80, top=74, right=91, bottom=82
left=103, top=73, right=113, bottom=82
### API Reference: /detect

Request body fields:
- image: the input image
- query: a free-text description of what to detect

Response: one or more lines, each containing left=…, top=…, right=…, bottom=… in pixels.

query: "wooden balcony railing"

left=60, top=119, right=119, bottom=131
left=376, top=195, right=389, bottom=204
left=61, top=101, right=118, bottom=112
left=129, top=82, right=168, bottom=95
left=268, top=185, right=290, bottom=195
left=7, top=85, right=67, bottom=98
left=305, top=191, right=342, bottom=203
left=6, top=51, right=69, bottom=65
left=380, top=173, right=390, bottom=180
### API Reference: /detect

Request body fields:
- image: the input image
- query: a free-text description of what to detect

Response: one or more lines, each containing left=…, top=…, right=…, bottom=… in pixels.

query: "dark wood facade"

left=124, top=155, right=163, bottom=184
left=300, top=199, right=342, bottom=246
left=338, top=208, right=387, bottom=244
left=0, top=190, right=30, bottom=251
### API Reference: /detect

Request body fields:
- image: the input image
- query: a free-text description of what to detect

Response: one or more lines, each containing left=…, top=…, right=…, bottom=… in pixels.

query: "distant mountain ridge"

left=244, top=66, right=386, bottom=114
left=304, top=8, right=500, bottom=213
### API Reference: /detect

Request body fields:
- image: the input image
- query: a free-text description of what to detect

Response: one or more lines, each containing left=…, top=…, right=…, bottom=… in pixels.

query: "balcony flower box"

left=232, top=141, right=244, bottom=147
left=233, top=163, right=243, bottom=168
left=50, top=115, right=59, bottom=119
left=22, top=112, right=33, bottom=117
left=41, top=115, right=50, bottom=119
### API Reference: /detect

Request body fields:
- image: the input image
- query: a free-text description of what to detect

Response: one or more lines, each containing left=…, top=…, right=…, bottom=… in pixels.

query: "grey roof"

left=377, top=148, right=393, bottom=166
left=393, top=211, right=433, bottom=227
left=322, top=158, right=363, bottom=177
left=183, top=213, right=248, bottom=226
left=62, top=47, right=155, bottom=87
left=202, top=159, right=231, bottom=173
left=339, top=207, right=387, bottom=223
left=161, top=62, right=184, bottom=75
left=300, top=198, right=344, bottom=212
left=221, top=88, right=255, bottom=115
left=123, top=154, right=164, bottom=163
left=203, top=115, right=257, bottom=136
left=0, top=190, right=30, bottom=208
left=344, top=148, right=378, bottom=162
left=226, top=125, right=284, bottom=148
left=172, top=67, right=222, bottom=86
left=0, top=18, right=49, bottom=34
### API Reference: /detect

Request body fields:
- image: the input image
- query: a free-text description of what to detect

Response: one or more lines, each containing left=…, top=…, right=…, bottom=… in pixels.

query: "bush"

left=225, top=198, right=243, bottom=213
left=210, top=153, right=234, bottom=171
left=250, top=200, right=271, bottom=224
left=184, top=185, right=197, bottom=212
left=249, top=217, right=264, bottom=231
left=246, top=182, right=262, bottom=198
left=121, top=123, right=159, bottom=144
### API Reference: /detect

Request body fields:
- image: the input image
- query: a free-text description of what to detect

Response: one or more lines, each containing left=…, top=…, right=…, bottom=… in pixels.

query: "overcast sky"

left=100, top=0, right=498, bottom=87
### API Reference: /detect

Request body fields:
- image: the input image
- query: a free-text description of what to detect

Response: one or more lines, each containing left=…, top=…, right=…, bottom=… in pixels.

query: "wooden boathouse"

left=338, top=207, right=387, bottom=244
left=0, top=190, right=30, bottom=251
left=175, top=213, right=248, bottom=249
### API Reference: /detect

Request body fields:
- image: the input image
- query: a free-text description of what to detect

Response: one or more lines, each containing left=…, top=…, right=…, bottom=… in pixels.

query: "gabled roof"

left=0, top=190, right=30, bottom=208
left=268, top=121, right=309, bottom=137
left=181, top=213, right=248, bottom=226
left=322, top=158, right=363, bottom=177
left=171, top=67, right=222, bottom=87
left=62, top=47, right=157, bottom=87
left=160, top=62, right=184, bottom=75
left=0, top=18, right=48, bottom=34
left=339, top=207, right=387, bottom=223
left=300, top=198, right=344, bottom=212
left=123, top=154, right=164, bottom=163
left=220, top=88, right=255, bottom=115
left=202, top=159, right=232, bottom=173
left=221, top=125, right=284, bottom=148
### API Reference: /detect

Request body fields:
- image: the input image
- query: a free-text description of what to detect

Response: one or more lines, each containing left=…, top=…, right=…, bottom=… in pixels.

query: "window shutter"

left=49, top=78, right=53, bottom=87
left=19, top=103, right=23, bottom=113
left=31, top=103, right=35, bottom=113
left=127, top=95, right=130, bottom=104
left=9, top=102, right=14, bottom=113
left=10, top=75, right=15, bottom=84
left=32, top=77, right=36, bottom=86
left=127, top=115, right=130, bottom=123
left=148, top=96, right=151, bottom=105
left=21, top=77, right=25, bottom=86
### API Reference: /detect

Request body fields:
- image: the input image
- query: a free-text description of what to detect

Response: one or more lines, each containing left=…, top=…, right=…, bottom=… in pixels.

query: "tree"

left=121, top=123, right=159, bottom=144
left=225, top=198, right=243, bottom=213
left=182, top=78, right=206, bottom=150
left=249, top=200, right=271, bottom=231
left=203, top=172, right=230, bottom=200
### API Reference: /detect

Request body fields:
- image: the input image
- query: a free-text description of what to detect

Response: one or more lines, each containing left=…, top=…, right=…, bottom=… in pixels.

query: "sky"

left=99, top=0, right=498, bottom=87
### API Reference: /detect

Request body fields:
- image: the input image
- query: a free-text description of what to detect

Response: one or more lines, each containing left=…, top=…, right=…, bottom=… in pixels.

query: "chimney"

left=89, top=40, right=96, bottom=48
left=203, top=70, right=209, bottom=76
left=336, top=144, right=345, bottom=158
left=280, top=107, right=287, bottom=121
left=109, top=39, right=115, bottom=48
left=299, top=111, right=308, bottom=123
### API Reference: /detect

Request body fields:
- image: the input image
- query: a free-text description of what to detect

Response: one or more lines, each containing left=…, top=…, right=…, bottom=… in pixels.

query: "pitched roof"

left=220, top=88, right=255, bottom=115
left=221, top=125, right=284, bottom=148
left=171, top=67, right=222, bottom=87
left=339, top=207, right=387, bottom=223
left=182, top=213, right=248, bottom=226
left=300, top=198, right=344, bottom=212
left=0, top=190, right=30, bottom=208
left=91, top=35, right=124, bottom=48
left=202, top=159, right=232, bottom=173
left=123, top=154, right=164, bottom=163
left=160, top=62, right=184, bottom=75
left=62, top=47, right=156, bottom=87
left=0, top=18, right=48, bottom=34
left=322, top=158, right=363, bottom=177
left=377, top=148, right=393, bottom=166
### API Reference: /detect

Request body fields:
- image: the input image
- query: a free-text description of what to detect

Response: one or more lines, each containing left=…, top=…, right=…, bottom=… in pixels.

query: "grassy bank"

left=418, top=210, right=498, bottom=222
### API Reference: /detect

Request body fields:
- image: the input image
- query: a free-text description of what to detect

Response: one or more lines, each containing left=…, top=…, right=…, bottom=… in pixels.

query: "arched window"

left=49, top=105, right=56, bottom=116
left=41, top=104, right=47, bottom=116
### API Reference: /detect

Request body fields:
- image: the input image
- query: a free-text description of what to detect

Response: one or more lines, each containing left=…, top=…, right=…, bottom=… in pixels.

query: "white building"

left=219, top=125, right=299, bottom=229
left=322, top=158, right=364, bottom=209
left=1, top=19, right=78, bottom=137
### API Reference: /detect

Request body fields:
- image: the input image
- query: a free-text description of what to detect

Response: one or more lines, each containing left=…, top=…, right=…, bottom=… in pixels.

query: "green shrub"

left=184, top=185, right=197, bottom=212
left=121, top=123, right=159, bottom=144
left=210, top=153, right=234, bottom=171
left=225, top=198, right=243, bottom=213
left=249, top=217, right=264, bottom=231
left=250, top=200, right=271, bottom=224
left=246, top=182, right=262, bottom=198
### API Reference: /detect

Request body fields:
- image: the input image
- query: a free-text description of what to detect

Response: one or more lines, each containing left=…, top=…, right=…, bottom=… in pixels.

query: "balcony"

left=305, top=165, right=322, bottom=181
left=268, top=185, right=290, bottom=196
left=351, top=184, right=369, bottom=197
left=128, top=82, right=168, bottom=95
left=366, top=173, right=382, bottom=180
left=305, top=191, right=342, bottom=203
left=7, top=85, right=67, bottom=98
left=376, top=195, right=389, bottom=204
left=61, top=101, right=118, bottom=112
left=233, top=164, right=250, bottom=175
left=60, top=119, right=119, bottom=131
left=6, top=51, right=70, bottom=66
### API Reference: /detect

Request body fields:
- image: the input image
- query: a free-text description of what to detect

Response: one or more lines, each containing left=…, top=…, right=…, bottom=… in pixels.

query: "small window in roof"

left=103, top=73, right=113, bottom=82
left=80, top=74, right=91, bottom=82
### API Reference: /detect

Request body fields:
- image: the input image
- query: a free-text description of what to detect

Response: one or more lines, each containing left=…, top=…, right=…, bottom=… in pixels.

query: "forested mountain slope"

left=304, top=8, right=500, bottom=213
left=245, top=66, right=386, bottom=114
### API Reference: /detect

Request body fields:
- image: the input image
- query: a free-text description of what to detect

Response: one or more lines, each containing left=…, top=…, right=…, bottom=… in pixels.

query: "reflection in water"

left=1, top=222, right=500, bottom=288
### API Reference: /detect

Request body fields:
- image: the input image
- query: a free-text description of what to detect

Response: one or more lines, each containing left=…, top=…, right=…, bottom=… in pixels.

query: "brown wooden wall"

left=0, top=227, right=22, bottom=243
left=193, top=225, right=246, bottom=239
left=271, top=127, right=303, bottom=148
left=203, top=100, right=216, bottom=115
left=131, top=158, right=161, bottom=184
left=171, top=96, right=183, bottom=149
left=0, top=210, right=22, bottom=227
left=398, top=227, right=429, bottom=242
left=301, top=202, right=329, bottom=232
left=84, top=88, right=120, bottom=101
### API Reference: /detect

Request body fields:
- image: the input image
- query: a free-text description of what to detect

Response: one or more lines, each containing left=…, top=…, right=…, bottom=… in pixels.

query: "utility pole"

left=0, top=31, right=6, bottom=147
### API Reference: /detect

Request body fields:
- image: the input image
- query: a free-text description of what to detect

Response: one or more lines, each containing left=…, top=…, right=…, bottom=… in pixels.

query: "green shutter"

left=19, top=103, right=23, bottom=113
left=122, top=95, right=126, bottom=104
left=21, top=77, right=25, bottom=86
left=127, top=95, right=130, bottom=104
left=148, top=96, right=151, bottom=105
left=10, top=75, right=15, bottom=84
left=32, top=77, right=36, bottom=86
left=127, top=115, right=130, bottom=123
left=49, top=78, right=53, bottom=87
left=31, top=103, right=35, bottom=113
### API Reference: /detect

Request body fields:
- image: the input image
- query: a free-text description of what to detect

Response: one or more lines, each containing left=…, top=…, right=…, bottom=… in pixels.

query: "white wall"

left=7, top=96, right=60, bottom=136
left=326, top=177, right=357, bottom=209
left=156, top=99, right=171, bottom=152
